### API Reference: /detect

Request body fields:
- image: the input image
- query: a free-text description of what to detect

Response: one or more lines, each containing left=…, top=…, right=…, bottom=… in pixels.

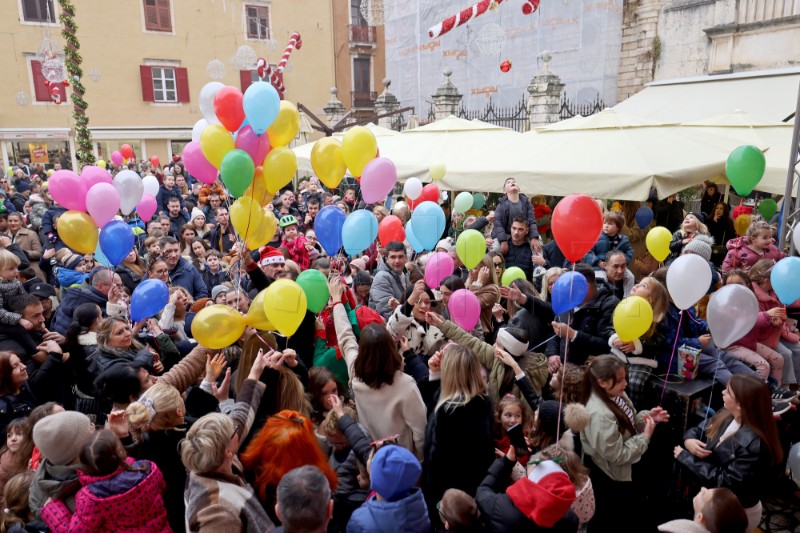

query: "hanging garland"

left=58, top=0, right=95, bottom=167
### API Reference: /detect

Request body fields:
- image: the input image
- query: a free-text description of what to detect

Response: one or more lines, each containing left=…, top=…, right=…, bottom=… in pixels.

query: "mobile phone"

left=507, top=424, right=528, bottom=457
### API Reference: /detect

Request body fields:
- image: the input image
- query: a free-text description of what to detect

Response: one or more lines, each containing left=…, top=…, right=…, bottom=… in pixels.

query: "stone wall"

left=617, top=0, right=663, bottom=102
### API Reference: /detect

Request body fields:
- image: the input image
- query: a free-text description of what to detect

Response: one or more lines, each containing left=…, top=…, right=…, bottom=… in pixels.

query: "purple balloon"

left=80, top=165, right=112, bottom=189
left=235, top=125, right=271, bottom=166
left=136, top=194, right=158, bottom=222
left=425, top=252, right=454, bottom=289
left=182, top=141, right=218, bottom=185
left=448, top=289, right=480, bottom=332
left=49, top=170, right=87, bottom=211
left=361, top=157, right=397, bottom=204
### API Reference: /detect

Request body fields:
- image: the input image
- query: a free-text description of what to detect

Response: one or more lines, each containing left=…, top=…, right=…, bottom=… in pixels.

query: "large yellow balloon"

left=645, top=226, right=672, bottom=262
left=311, top=137, right=346, bottom=189
left=263, top=279, right=308, bottom=337
left=342, top=126, right=377, bottom=177
left=246, top=289, right=275, bottom=330
left=734, top=214, right=751, bottom=237
left=244, top=166, right=274, bottom=207
left=267, top=101, right=301, bottom=148
left=613, top=296, right=654, bottom=342
left=192, top=305, right=246, bottom=349
left=96, top=159, right=107, bottom=169
left=456, top=229, right=487, bottom=269
left=58, top=211, right=98, bottom=254
left=244, top=208, right=277, bottom=250
left=200, top=124, right=235, bottom=168
left=263, top=147, right=297, bottom=193
left=230, top=196, right=262, bottom=242
left=429, top=162, right=446, bottom=181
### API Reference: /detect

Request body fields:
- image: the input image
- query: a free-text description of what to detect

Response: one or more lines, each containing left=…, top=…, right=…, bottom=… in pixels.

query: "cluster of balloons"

left=110, top=144, right=135, bottom=166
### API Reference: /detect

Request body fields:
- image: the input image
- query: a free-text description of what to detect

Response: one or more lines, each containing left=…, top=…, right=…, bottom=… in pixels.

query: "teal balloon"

left=410, top=201, right=446, bottom=251
left=405, top=223, right=425, bottom=253
left=220, top=149, right=255, bottom=197
left=758, top=198, right=778, bottom=220
left=342, top=209, right=378, bottom=256
left=296, top=269, right=330, bottom=313
left=771, top=257, right=800, bottom=305
left=242, top=81, right=280, bottom=135
left=726, top=145, right=765, bottom=196
left=472, top=193, right=485, bottom=209
left=99, top=220, right=134, bottom=267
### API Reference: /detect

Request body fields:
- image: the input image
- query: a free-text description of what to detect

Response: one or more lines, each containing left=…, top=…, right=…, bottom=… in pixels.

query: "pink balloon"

left=111, top=151, right=123, bottom=166
left=235, top=125, right=271, bottom=165
left=86, top=183, right=120, bottom=227
left=424, top=251, right=455, bottom=290
left=136, top=194, right=158, bottom=222
left=448, top=289, right=481, bottom=332
left=49, top=170, right=87, bottom=211
left=360, top=157, right=397, bottom=204
left=182, top=141, right=218, bottom=185
left=80, top=166, right=112, bottom=189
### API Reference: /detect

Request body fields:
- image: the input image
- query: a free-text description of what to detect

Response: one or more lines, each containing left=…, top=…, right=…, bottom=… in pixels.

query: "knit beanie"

left=506, top=460, right=576, bottom=527
left=496, top=327, right=529, bottom=356
left=370, top=445, right=421, bottom=502
left=683, top=234, right=715, bottom=262
left=190, top=207, right=205, bottom=222
left=33, top=411, right=93, bottom=466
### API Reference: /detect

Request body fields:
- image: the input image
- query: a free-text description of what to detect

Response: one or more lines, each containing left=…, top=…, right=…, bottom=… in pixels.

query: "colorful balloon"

left=410, top=201, right=446, bottom=251
left=244, top=208, right=278, bottom=251
left=111, top=151, right=123, bottom=166
left=235, top=125, right=271, bottom=166
left=192, top=118, right=210, bottom=142
left=58, top=211, right=98, bottom=255
left=49, top=170, right=87, bottom=211
left=192, top=305, right=247, bottom=348
left=425, top=252, right=455, bottom=289
left=342, top=209, right=378, bottom=256
left=472, top=193, right=485, bottom=210
left=244, top=166, right=273, bottom=206
left=99, top=220, right=134, bottom=266
left=316, top=206, right=346, bottom=255
left=429, top=162, right=446, bottom=181
left=136, top=194, right=158, bottom=222
left=453, top=191, right=473, bottom=214
left=150, top=155, right=160, bottom=167
left=200, top=124, right=235, bottom=169
left=86, top=183, right=120, bottom=227
left=757, top=198, right=778, bottom=220
left=243, top=81, right=281, bottom=135
left=408, top=183, right=440, bottom=210
left=311, top=137, right=347, bottom=189
left=296, top=269, right=330, bottom=313
left=666, top=254, right=712, bottom=310
left=771, top=257, right=800, bottom=305
left=734, top=214, right=751, bottom=237
left=230, top=196, right=262, bottom=242
left=80, top=166, right=112, bottom=189
left=551, top=270, right=589, bottom=314
left=456, top=229, right=487, bottom=270
left=246, top=290, right=275, bottom=330
left=142, top=175, right=160, bottom=197
left=501, top=267, right=527, bottom=288
left=120, top=144, right=133, bottom=159
left=551, top=194, right=602, bottom=263
left=96, top=159, right=106, bottom=169
left=448, top=289, right=480, bottom=331
left=263, top=279, right=308, bottom=336
left=613, top=296, right=654, bottom=342
left=130, top=279, right=170, bottom=323
left=360, top=157, right=397, bottom=204
left=378, top=215, right=406, bottom=247
left=267, top=101, right=301, bottom=147
left=707, top=284, right=759, bottom=348
left=199, top=82, right=225, bottom=125
left=635, top=206, right=654, bottom=228
left=342, top=126, right=377, bottom=177
left=645, top=226, right=672, bottom=262
left=113, top=170, right=144, bottom=215
left=183, top=141, right=219, bottom=185
left=404, top=178, right=423, bottom=201
left=220, top=149, right=255, bottom=198
left=263, top=147, right=297, bottom=193
left=214, top=86, right=246, bottom=132
left=405, top=223, right=425, bottom=253
left=726, top=145, right=765, bottom=196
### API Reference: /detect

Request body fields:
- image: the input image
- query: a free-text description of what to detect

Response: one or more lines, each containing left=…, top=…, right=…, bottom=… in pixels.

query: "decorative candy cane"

left=264, top=65, right=285, bottom=94
left=428, top=0, right=505, bottom=39
left=277, top=32, right=302, bottom=72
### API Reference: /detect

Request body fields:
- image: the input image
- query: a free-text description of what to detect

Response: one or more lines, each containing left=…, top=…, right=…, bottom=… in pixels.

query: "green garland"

left=58, top=0, right=95, bottom=167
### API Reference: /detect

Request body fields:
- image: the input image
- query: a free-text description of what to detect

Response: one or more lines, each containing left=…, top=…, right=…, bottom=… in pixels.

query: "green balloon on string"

left=757, top=198, right=778, bottom=220
left=725, top=145, right=765, bottom=196
left=220, top=149, right=255, bottom=198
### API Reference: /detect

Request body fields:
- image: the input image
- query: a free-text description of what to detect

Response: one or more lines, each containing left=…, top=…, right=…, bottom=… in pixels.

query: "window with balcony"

left=246, top=4, right=270, bottom=40
left=21, top=0, right=55, bottom=23
left=143, top=0, right=172, bottom=32
left=352, top=57, right=375, bottom=108
left=139, top=65, right=189, bottom=103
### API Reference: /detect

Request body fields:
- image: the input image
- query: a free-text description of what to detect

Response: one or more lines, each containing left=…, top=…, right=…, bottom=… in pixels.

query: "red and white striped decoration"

left=277, top=32, right=302, bottom=73
left=427, top=0, right=505, bottom=39
left=264, top=65, right=285, bottom=94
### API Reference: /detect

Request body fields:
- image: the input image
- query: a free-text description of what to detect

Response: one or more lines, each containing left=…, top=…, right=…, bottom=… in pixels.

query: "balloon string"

left=700, top=347, right=721, bottom=431
left=555, top=263, right=577, bottom=441
left=659, top=310, right=684, bottom=406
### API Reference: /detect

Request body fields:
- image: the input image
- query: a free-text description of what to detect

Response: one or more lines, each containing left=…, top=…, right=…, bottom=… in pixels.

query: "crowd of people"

left=0, top=157, right=795, bottom=533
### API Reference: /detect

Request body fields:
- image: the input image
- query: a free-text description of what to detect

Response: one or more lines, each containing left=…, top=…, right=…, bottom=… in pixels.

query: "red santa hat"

left=506, top=460, right=576, bottom=527
left=259, top=246, right=285, bottom=267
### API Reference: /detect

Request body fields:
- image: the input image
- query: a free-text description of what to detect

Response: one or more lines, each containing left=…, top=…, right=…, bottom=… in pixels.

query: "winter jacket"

left=475, top=457, right=579, bottom=533
left=387, top=305, right=446, bottom=356
left=654, top=199, right=684, bottom=233
left=492, top=194, right=539, bottom=243
left=347, top=488, right=430, bottom=533
left=166, top=211, right=190, bottom=238
left=207, top=224, right=237, bottom=253
left=0, top=279, right=25, bottom=326
left=721, top=236, right=786, bottom=274
left=11, top=227, right=43, bottom=278
left=503, top=241, right=533, bottom=280
left=156, top=185, right=185, bottom=215
left=676, top=417, right=773, bottom=509
left=595, top=269, right=635, bottom=300
left=41, top=457, right=171, bottom=533
left=91, top=345, right=154, bottom=375
left=115, top=263, right=145, bottom=294
left=668, top=230, right=710, bottom=261
left=51, top=286, right=110, bottom=335
left=545, top=280, right=619, bottom=365
left=201, top=267, right=230, bottom=294
left=30, top=460, right=82, bottom=519
left=752, top=283, right=798, bottom=349
left=369, top=259, right=409, bottom=320
left=584, top=232, right=633, bottom=266
left=700, top=192, right=722, bottom=218
left=167, top=257, right=209, bottom=299
left=281, top=234, right=312, bottom=271
left=542, top=240, right=569, bottom=269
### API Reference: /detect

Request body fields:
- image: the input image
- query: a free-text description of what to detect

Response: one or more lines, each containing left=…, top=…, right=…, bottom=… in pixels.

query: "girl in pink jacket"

left=721, top=220, right=785, bottom=274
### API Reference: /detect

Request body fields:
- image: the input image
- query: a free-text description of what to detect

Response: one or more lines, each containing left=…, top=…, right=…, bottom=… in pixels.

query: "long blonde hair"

left=539, top=267, right=566, bottom=301
left=126, top=382, right=183, bottom=431
left=436, top=345, right=487, bottom=413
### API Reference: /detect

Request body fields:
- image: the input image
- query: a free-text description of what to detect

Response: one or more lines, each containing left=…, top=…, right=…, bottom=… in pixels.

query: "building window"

left=245, top=5, right=270, bottom=40
left=240, top=68, right=279, bottom=93
left=139, top=65, right=189, bottom=103
left=143, top=0, right=172, bottom=32
left=29, top=59, right=68, bottom=103
left=350, top=0, right=367, bottom=26
left=352, top=57, right=374, bottom=108
left=21, top=0, right=55, bottom=23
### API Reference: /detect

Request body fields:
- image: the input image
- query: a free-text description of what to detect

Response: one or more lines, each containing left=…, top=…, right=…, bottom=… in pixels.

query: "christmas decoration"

left=428, top=0, right=506, bottom=39
left=470, top=23, right=506, bottom=56
left=500, top=59, right=512, bottom=72
left=206, top=59, right=226, bottom=80
left=266, top=39, right=279, bottom=52
left=41, top=56, right=67, bottom=83
left=277, top=32, right=302, bottom=72
left=58, top=0, right=95, bottom=166
left=522, top=0, right=541, bottom=14
left=232, top=45, right=257, bottom=69
left=360, top=0, right=386, bottom=26
left=15, top=92, right=30, bottom=107
left=50, top=85, right=63, bottom=104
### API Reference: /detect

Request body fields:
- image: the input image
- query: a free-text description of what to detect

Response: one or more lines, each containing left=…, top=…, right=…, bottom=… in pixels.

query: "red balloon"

left=214, top=86, right=245, bottom=133
left=408, top=183, right=440, bottom=210
left=551, top=194, right=603, bottom=262
left=150, top=155, right=160, bottom=167
left=378, top=215, right=406, bottom=247
left=120, top=144, right=133, bottom=159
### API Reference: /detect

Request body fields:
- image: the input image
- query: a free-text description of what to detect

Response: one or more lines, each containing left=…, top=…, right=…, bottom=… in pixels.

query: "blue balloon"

left=405, top=223, right=425, bottom=253
left=551, top=271, right=589, bottom=315
left=635, top=206, right=654, bottom=229
left=93, top=235, right=112, bottom=267
left=342, top=209, right=378, bottom=256
left=316, top=205, right=347, bottom=256
left=242, top=81, right=280, bottom=135
left=99, top=220, right=134, bottom=267
left=410, top=201, right=446, bottom=251
left=771, top=257, right=800, bottom=305
left=130, top=279, right=170, bottom=323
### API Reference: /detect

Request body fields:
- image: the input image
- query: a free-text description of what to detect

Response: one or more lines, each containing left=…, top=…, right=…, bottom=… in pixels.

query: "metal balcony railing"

left=352, top=91, right=377, bottom=109
left=349, top=25, right=377, bottom=44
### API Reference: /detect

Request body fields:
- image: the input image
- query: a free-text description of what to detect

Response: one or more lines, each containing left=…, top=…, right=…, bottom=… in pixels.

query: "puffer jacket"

left=721, top=236, right=785, bottom=274
left=752, top=283, right=799, bottom=348
left=369, top=259, right=409, bottom=320
left=41, top=458, right=170, bottom=533
left=346, top=488, right=430, bottom=533
left=491, top=194, right=539, bottom=243
left=584, top=232, right=633, bottom=266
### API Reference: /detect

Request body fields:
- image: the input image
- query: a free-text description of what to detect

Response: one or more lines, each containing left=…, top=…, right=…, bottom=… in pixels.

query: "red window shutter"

left=176, top=67, right=190, bottom=103
left=240, top=70, right=254, bottom=92
left=140, top=65, right=155, bottom=102
left=30, top=60, right=50, bottom=102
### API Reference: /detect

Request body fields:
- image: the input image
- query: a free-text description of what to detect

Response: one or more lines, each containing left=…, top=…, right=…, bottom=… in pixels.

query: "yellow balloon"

left=244, top=208, right=277, bottom=250
left=58, top=211, right=98, bottom=254
left=734, top=214, right=751, bottom=237
left=97, top=159, right=107, bottom=169
left=230, top=196, right=262, bottom=241
left=244, top=166, right=274, bottom=207
left=429, top=162, right=446, bottom=181
left=263, top=147, right=297, bottom=193
left=456, top=229, right=487, bottom=270
left=246, top=290, right=275, bottom=330
left=191, top=304, right=246, bottom=349
left=342, top=126, right=377, bottom=177
left=645, top=226, right=672, bottom=262
left=263, top=279, right=308, bottom=337
left=267, top=101, right=301, bottom=148
left=613, top=296, right=654, bottom=342
left=200, top=124, right=235, bottom=168
left=311, top=137, right=346, bottom=189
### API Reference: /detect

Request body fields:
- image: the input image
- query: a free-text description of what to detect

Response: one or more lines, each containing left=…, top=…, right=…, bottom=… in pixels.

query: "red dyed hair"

left=239, top=410, right=337, bottom=501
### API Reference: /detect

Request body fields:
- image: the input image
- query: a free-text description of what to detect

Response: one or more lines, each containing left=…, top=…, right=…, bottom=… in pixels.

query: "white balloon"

left=707, top=284, right=759, bottom=348
left=793, top=222, right=800, bottom=252
left=404, top=177, right=423, bottom=200
left=199, top=82, right=224, bottom=125
left=113, top=170, right=145, bottom=215
left=142, top=175, right=160, bottom=197
left=192, top=119, right=209, bottom=143
left=666, top=254, right=712, bottom=310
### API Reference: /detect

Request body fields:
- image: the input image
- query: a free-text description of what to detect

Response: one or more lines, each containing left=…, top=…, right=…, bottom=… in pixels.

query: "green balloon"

left=220, top=149, right=255, bottom=198
left=472, top=193, right=485, bottom=209
left=501, top=266, right=526, bottom=287
left=454, top=192, right=473, bottom=214
left=758, top=198, right=778, bottom=220
left=456, top=229, right=486, bottom=269
left=296, top=269, right=330, bottom=313
left=725, top=145, right=765, bottom=196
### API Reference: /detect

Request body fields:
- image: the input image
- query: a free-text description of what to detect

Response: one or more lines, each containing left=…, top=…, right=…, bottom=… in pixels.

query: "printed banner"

left=29, top=143, right=49, bottom=164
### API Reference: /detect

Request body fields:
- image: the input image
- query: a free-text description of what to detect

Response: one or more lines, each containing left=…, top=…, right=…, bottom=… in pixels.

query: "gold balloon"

left=734, top=214, right=751, bottom=237
left=311, top=137, right=346, bottom=189
left=191, top=305, right=246, bottom=349
left=243, top=208, right=277, bottom=250
left=342, top=126, right=377, bottom=177
left=267, top=101, right=301, bottom=148
left=246, top=289, right=275, bottom=330
left=263, top=279, right=308, bottom=337
left=263, top=147, right=297, bottom=193
left=200, top=124, right=235, bottom=168
left=244, top=166, right=274, bottom=207
left=230, top=196, right=262, bottom=242
left=58, top=211, right=98, bottom=254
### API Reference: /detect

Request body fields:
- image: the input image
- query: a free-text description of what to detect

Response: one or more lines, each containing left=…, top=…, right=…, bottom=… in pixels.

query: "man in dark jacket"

left=368, top=241, right=410, bottom=320
left=654, top=194, right=685, bottom=233
left=492, top=178, right=540, bottom=255
left=160, top=237, right=209, bottom=299
left=156, top=174, right=186, bottom=215
left=50, top=269, right=123, bottom=334
left=207, top=207, right=237, bottom=253
left=274, top=466, right=332, bottom=533
left=165, top=197, right=190, bottom=238
left=545, top=263, right=619, bottom=371
left=503, top=217, right=534, bottom=280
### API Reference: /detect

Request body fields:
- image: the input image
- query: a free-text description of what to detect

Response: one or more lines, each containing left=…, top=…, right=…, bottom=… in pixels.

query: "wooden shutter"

left=176, top=67, right=190, bottom=103
left=144, top=0, right=172, bottom=32
left=240, top=70, right=254, bottom=92
left=140, top=65, right=155, bottom=102
left=30, top=60, right=67, bottom=102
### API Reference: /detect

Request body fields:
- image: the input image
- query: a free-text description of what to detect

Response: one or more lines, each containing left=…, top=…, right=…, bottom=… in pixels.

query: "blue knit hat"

left=370, top=445, right=421, bottom=502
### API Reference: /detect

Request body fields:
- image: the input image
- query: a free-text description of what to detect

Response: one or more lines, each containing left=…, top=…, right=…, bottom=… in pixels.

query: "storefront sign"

left=29, top=143, right=49, bottom=164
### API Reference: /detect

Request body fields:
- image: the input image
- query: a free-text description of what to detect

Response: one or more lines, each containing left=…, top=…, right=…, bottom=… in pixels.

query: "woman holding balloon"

left=466, top=254, right=501, bottom=342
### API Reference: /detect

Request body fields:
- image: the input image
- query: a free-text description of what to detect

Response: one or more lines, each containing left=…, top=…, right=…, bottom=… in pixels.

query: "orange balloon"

left=244, top=166, right=274, bottom=206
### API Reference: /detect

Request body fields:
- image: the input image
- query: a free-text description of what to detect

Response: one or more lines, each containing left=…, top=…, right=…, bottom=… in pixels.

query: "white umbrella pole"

left=779, top=82, right=800, bottom=252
